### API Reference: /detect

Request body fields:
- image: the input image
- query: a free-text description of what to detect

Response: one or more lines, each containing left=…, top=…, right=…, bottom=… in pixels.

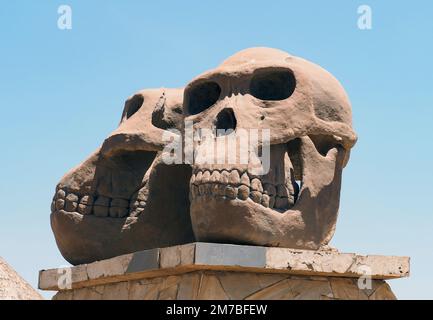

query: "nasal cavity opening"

left=215, top=108, right=237, bottom=136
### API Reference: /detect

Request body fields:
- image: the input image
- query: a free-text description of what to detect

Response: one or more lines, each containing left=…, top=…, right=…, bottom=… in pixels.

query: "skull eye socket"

left=124, top=95, right=144, bottom=119
left=186, top=81, right=221, bottom=115
left=250, top=69, right=296, bottom=101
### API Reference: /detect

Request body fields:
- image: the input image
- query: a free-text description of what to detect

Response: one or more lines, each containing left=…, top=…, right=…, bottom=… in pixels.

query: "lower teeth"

left=190, top=182, right=296, bottom=210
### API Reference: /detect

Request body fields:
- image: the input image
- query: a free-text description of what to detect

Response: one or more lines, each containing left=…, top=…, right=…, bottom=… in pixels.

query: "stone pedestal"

left=38, top=243, right=409, bottom=300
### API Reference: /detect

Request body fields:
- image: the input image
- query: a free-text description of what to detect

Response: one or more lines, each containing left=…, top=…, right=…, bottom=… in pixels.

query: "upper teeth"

left=190, top=169, right=299, bottom=210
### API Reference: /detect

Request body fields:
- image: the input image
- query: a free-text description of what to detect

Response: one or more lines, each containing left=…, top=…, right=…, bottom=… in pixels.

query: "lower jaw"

left=190, top=191, right=338, bottom=251
left=189, top=196, right=311, bottom=248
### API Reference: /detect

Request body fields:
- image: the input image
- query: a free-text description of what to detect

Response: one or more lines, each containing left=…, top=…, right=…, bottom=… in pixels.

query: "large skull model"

left=51, top=47, right=357, bottom=265
left=185, top=47, right=356, bottom=250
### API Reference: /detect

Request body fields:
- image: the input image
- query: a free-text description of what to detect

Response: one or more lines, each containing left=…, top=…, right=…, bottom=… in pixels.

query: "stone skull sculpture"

left=185, top=47, right=357, bottom=250
left=51, top=47, right=356, bottom=265
left=51, top=89, right=195, bottom=265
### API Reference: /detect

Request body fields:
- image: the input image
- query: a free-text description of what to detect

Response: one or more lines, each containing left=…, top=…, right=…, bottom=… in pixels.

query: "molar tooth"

left=224, top=186, right=238, bottom=199
left=250, top=191, right=262, bottom=204
left=263, top=184, right=276, bottom=196
left=65, top=194, right=79, bottom=212
left=237, top=185, right=250, bottom=200
left=221, top=170, right=230, bottom=184
left=56, top=189, right=66, bottom=200
left=66, top=193, right=78, bottom=202
left=80, top=195, right=94, bottom=206
left=240, top=172, right=250, bottom=186
left=202, top=171, right=211, bottom=183
left=55, top=199, right=65, bottom=211
left=77, top=203, right=89, bottom=215
left=130, top=200, right=140, bottom=210
left=79, top=195, right=93, bottom=215
left=137, top=189, right=149, bottom=201
left=251, top=178, right=263, bottom=192
left=195, top=171, right=203, bottom=184
left=65, top=201, right=78, bottom=212
left=261, top=194, right=270, bottom=208
left=130, top=207, right=144, bottom=217
left=229, top=170, right=240, bottom=185
left=139, top=201, right=146, bottom=208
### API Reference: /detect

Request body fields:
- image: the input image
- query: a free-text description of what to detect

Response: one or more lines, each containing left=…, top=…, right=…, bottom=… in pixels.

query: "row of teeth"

left=51, top=188, right=148, bottom=218
left=190, top=169, right=299, bottom=210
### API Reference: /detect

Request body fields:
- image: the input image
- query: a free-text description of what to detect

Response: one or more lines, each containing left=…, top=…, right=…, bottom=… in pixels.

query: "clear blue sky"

left=0, top=1, right=432, bottom=299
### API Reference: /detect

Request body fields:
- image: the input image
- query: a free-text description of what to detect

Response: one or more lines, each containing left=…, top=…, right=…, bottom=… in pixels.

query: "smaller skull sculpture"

left=184, top=47, right=357, bottom=249
left=51, top=88, right=195, bottom=265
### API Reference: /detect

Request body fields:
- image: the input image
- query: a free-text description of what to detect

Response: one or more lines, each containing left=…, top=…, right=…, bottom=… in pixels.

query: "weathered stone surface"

left=160, top=244, right=194, bottom=269
left=48, top=270, right=399, bottom=300
left=265, top=247, right=410, bottom=279
left=218, top=273, right=262, bottom=300
left=330, top=278, right=368, bottom=300
left=176, top=273, right=201, bottom=300
left=0, top=257, right=43, bottom=300
left=72, top=287, right=103, bottom=300
left=368, top=282, right=396, bottom=300
left=245, top=279, right=295, bottom=300
left=129, top=279, right=162, bottom=300
left=197, top=273, right=228, bottom=300
left=39, top=243, right=409, bottom=291
left=125, top=248, right=159, bottom=274
left=52, top=290, right=73, bottom=300
left=290, top=278, right=333, bottom=300
left=87, top=254, right=133, bottom=280
left=195, top=243, right=266, bottom=268
left=257, top=274, right=288, bottom=289
left=101, top=282, right=129, bottom=300
left=39, top=264, right=88, bottom=291
left=158, top=275, right=181, bottom=300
